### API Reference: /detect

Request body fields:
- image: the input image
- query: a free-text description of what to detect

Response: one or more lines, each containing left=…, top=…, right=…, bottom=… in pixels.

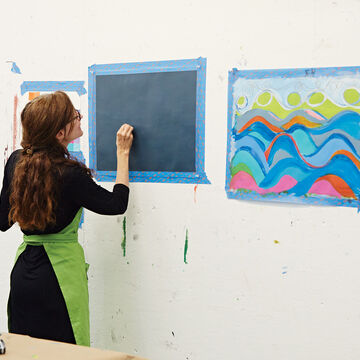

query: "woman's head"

left=21, top=91, right=83, bottom=152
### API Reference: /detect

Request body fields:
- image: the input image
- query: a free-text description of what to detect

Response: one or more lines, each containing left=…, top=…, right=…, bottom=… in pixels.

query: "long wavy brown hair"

left=9, top=91, right=91, bottom=231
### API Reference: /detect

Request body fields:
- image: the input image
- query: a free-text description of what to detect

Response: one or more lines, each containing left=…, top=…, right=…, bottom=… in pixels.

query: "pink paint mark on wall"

left=13, top=95, right=18, bottom=152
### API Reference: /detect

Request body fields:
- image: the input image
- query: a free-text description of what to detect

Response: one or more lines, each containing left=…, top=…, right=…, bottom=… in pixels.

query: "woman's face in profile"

left=64, top=109, right=83, bottom=143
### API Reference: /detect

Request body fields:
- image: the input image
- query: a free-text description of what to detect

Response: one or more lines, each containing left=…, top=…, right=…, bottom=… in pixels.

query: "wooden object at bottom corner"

left=0, top=333, right=148, bottom=360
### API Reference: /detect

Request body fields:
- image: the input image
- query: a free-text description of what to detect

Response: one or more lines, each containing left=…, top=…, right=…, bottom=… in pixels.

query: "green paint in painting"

left=251, top=91, right=360, bottom=119
left=257, top=91, right=272, bottom=106
left=287, top=92, right=301, bottom=106
left=344, top=88, right=360, bottom=105
left=237, top=96, right=246, bottom=106
left=308, top=92, right=324, bottom=105
left=121, top=217, right=126, bottom=257
left=231, top=162, right=253, bottom=177
left=184, top=229, right=189, bottom=264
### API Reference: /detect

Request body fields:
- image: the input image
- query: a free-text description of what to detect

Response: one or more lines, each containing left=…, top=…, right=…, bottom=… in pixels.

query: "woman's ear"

left=56, top=128, right=65, bottom=143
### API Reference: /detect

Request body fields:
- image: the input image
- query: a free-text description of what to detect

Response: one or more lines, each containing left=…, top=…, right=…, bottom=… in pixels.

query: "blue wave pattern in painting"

left=230, top=109, right=360, bottom=200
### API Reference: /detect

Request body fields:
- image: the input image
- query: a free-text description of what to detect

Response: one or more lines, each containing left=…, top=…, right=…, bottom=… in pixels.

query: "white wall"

left=1, top=1, right=360, bottom=359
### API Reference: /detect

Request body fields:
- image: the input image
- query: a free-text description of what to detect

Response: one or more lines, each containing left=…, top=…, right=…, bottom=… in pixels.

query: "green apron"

left=11, top=208, right=90, bottom=346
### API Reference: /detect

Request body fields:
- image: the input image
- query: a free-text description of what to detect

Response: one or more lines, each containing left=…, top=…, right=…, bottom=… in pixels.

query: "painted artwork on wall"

left=226, top=67, right=360, bottom=207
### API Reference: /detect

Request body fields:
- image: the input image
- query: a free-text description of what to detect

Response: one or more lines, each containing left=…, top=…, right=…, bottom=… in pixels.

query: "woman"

left=0, top=91, right=133, bottom=346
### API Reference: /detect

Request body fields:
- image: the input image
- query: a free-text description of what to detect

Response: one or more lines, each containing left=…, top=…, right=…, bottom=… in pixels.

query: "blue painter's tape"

left=88, top=71, right=96, bottom=172
left=93, top=170, right=211, bottom=184
left=230, top=65, right=360, bottom=80
left=88, top=57, right=210, bottom=184
left=21, top=81, right=86, bottom=96
left=226, top=187, right=359, bottom=208
left=88, top=58, right=200, bottom=75
left=195, top=57, right=207, bottom=180
left=11, top=62, right=22, bottom=74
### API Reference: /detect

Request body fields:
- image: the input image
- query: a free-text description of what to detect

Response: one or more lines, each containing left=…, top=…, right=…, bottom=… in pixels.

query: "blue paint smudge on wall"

left=10, top=62, right=21, bottom=74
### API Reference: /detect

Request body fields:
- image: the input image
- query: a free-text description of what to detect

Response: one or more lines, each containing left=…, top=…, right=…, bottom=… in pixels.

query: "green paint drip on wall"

left=184, top=229, right=189, bottom=264
left=121, top=217, right=126, bottom=257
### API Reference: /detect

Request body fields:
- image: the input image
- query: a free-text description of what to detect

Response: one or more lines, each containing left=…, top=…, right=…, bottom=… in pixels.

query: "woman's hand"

left=116, top=124, right=133, bottom=155
left=115, top=124, right=133, bottom=186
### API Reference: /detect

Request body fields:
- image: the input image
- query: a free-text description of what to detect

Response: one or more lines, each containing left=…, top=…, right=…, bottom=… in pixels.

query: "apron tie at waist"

left=23, top=233, right=78, bottom=244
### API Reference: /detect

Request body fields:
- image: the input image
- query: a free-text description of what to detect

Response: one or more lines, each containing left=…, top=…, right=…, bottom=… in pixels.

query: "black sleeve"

left=0, top=151, right=20, bottom=232
left=66, top=167, right=129, bottom=215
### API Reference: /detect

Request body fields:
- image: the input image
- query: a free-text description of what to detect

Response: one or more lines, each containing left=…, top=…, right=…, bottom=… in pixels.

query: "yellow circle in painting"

left=344, top=88, right=360, bottom=105
left=237, top=96, right=246, bottom=106
left=287, top=92, right=301, bottom=106
left=257, top=91, right=272, bottom=106
left=308, top=92, right=324, bottom=105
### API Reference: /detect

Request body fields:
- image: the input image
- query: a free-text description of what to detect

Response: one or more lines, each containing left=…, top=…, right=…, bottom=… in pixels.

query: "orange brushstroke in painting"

left=282, top=116, right=322, bottom=130
left=330, top=150, right=360, bottom=169
left=238, top=116, right=283, bottom=134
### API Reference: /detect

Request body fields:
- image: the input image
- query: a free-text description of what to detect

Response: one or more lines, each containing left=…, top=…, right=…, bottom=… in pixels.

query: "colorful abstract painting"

left=226, top=67, right=360, bottom=207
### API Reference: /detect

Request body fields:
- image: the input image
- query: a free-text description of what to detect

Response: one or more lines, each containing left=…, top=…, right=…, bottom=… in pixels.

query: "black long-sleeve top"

left=0, top=150, right=129, bottom=234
